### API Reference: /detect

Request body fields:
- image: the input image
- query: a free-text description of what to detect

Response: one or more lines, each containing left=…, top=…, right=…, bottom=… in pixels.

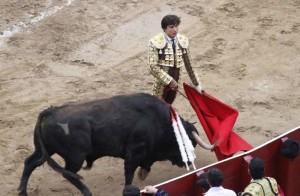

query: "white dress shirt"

left=205, top=186, right=237, bottom=196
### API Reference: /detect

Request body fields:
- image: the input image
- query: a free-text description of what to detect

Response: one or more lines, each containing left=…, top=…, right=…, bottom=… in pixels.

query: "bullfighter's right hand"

left=169, top=79, right=178, bottom=90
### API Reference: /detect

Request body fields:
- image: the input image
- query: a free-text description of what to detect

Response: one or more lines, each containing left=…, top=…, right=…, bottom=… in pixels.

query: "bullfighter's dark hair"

left=249, top=157, right=265, bottom=179
left=207, top=167, right=224, bottom=187
left=161, top=15, right=181, bottom=29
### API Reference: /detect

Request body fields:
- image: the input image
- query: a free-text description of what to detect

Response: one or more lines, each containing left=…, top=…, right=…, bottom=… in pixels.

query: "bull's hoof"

left=18, top=187, right=27, bottom=196
left=82, top=166, right=92, bottom=170
left=138, top=168, right=149, bottom=181
left=18, top=191, right=27, bottom=196
left=82, top=189, right=92, bottom=196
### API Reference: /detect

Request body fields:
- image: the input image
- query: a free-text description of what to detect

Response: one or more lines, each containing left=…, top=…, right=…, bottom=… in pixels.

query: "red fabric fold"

left=183, top=83, right=253, bottom=160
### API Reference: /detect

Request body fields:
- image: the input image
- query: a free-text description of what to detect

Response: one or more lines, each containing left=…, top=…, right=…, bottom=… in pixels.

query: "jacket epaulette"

left=149, top=33, right=166, bottom=49
left=149, top=33, right=189, bottom=49
left=177, top=33, right=189, bottom=48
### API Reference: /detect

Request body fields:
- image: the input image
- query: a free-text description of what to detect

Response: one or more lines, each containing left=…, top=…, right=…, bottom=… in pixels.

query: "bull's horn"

left=192, top=131, right=215, bottom=150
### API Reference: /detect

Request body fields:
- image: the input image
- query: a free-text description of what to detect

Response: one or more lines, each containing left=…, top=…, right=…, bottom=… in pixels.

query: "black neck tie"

left=171, top=39, right=176, bottom=54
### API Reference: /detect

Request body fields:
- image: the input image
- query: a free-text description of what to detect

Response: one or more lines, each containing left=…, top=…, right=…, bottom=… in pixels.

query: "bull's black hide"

left=18, top=93, right=204, bottom=196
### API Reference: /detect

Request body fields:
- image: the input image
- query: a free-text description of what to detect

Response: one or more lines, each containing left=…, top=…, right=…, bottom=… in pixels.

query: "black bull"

left=18, top=93, right=214, bottom=196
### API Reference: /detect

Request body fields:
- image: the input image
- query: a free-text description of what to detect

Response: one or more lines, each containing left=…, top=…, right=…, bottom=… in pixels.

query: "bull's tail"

left=33, top=109, right=50, bottom=165
left=47, top=158, right=82, bottom=179
left=35, top=108, right=82, bottom=180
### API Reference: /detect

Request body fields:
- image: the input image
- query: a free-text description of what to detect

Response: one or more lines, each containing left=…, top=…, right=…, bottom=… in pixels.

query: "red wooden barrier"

left=141, top=126, right=300, bottom=196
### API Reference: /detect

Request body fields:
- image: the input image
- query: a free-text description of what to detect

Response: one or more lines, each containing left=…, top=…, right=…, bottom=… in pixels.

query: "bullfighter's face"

left=164, top=24, right=179, bottom=38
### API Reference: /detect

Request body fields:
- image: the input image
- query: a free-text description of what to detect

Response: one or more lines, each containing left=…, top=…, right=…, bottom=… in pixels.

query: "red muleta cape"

left=183, top=83, right=253, bottom=161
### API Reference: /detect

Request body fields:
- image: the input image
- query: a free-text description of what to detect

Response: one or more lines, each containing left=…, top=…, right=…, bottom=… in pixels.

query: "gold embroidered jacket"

left=148, top=33, right=200, bottom=97
left=242, top=177, right=279, bottom=196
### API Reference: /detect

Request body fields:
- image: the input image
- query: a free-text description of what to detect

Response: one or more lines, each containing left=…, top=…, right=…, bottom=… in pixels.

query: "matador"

left=148, top=15, right=203, bottom=104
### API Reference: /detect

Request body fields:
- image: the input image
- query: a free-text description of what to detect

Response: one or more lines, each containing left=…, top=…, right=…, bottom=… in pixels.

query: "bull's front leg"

left=124, top=162, right=138, bottom=185
left=124, top=142, right=148, bottom=185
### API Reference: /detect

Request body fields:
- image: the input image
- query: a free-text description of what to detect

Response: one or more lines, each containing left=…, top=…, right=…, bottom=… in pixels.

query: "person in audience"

left=144, top=185, right=169, bottom=196
left=123, top=185, right=140, bottom=196
left=205, top=167, right=236, bottom=196
left=197, top=172, right=210, bottom=193
left=281, top=138, right=299, bottom=159
left=241, top=157, right=280, bottom=196
left=122, top=184, right=168, bottom=196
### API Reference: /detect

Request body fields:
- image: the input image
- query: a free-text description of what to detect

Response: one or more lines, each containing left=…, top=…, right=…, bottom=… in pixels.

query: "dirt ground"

left=0, top=0, right=299, bottom=195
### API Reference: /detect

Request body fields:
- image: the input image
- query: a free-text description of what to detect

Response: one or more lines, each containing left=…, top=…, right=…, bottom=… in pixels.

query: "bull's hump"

left=49, top=92, right=168, bottom=119
left=57, top=122, right=69, bottom=135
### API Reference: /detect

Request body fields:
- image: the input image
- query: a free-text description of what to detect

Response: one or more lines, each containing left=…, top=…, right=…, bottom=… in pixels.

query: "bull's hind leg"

left=63, top=155, right=92, bottom=196
left=18, top=150, right=48, bottom=196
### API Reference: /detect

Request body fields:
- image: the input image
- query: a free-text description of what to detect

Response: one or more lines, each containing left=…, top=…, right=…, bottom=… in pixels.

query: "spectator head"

left=197, top=172, right=210, bottom=192
left=281, top=138, right=300, bottom=159
left=207, top=167, right=224, bottom=187
left=249, top=157, right=265, bottom=180
left=123, top=185, right=140, bottom=196
left=161, top=15, right=181, bottom=29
